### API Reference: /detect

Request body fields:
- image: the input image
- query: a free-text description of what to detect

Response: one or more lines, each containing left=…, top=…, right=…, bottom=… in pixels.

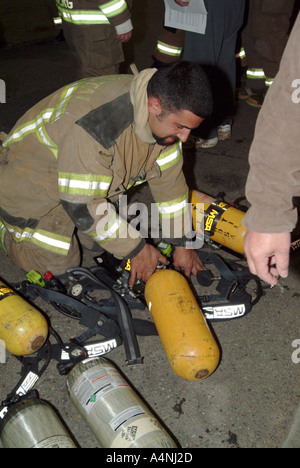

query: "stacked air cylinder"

left=0, top=280, right=48, bottom=356
left=67, top=358, right=178, bottom=448
left=191, top=189, right=247, bottom=255
left=0, top=399, right=77, bottom=448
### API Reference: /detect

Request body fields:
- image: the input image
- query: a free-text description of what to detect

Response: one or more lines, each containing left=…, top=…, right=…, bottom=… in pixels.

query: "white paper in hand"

left=164, top=0, right=208, bottom=34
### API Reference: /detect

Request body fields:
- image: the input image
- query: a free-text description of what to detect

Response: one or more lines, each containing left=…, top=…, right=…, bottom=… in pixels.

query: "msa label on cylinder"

left=73, top=366, right=129, bottom=414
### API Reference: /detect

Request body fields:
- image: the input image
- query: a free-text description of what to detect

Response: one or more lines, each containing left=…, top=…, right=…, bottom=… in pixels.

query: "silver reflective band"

left=59, top=10, right=109, bottom=24
left=95, top=218, right=123, bottom=242
left=101, top=0, right=126, bottom=16
left=157, top=42, right=182, bottom=56
left=158, top=199, right=188, bottom=215
left=3, top=110, right=53, bottom=146
left=58, top=178, right=110, bottom=192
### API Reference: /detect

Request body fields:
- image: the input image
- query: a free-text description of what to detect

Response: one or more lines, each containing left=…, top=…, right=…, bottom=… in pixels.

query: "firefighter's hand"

left=129, top=244, right=169, bottom=287
left=117, top=31, right=132, bottom=43
left=173, top=246, right=205, bottom=278
left=244, top=231, right=291, bottom=285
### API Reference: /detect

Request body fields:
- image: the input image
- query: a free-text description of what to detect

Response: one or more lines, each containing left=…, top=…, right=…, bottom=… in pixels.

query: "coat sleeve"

left=57, top=124, right=145, bottom=259
left=148, top=142, right=193, bottom=245
left=243, top=15, right=300, bottom=233
left=97, top=0, right=133, bottom=34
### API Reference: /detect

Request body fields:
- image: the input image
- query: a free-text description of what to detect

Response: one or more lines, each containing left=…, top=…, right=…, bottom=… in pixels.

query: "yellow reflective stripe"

left=265, top=77, right=274, bottom=87
left=2, top=83, right=85, bottom=150
left=30, top=230, right=71, bottom=255
left=52, top=81, right=84, bottom=121
left=235, top=47, right=246, bottom=59
left=2, top=222, right=71, bottom=256
left=53, top=17, right=62, bottom=25
left=247, top=68, right=266, bottom=79
left=133, top=179, right=146, bottom=186
left=36, top=124, right=58, bottom=158
left=0, top=221, right=7, bottom=252
left=58, top=172, right=112, bottom=197
left=100, top=0, right=127, bottom=17
left=127, top=179, right=147, bottom=190
left=157, top=142, right=182, bottom=171
left=91, top=216, right=127, bottom=245
left=157, top=41, right=183, bottom=57
left=156, top=191, right=189, bottom=219
left=58, top=7, right=110, bottom=24
left=2, top=109, right=53, bottom=147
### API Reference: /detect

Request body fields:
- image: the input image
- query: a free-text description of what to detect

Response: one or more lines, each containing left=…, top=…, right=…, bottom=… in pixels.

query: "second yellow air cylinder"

left=145, top=269, right=220, bottom=381
left=191, top=190, right=247, bottom=255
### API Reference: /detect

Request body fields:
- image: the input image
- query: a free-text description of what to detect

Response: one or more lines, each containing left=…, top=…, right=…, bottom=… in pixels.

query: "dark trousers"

left=183, top=0, right=246, bottom=139
left=242, top=0, right=295, bottom=90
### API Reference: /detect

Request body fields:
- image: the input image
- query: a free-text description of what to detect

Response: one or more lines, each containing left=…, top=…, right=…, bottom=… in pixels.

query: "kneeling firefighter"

left=0, top=62, right=213, bottom=286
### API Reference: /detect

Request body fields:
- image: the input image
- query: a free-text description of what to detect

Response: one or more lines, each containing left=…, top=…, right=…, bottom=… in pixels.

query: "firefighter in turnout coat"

left=56, top=0, right=133, bottom=78
left=0, top=63, right=212, bottom=286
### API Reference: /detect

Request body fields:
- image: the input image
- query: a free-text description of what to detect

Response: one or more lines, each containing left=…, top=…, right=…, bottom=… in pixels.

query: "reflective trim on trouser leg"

left=0, top=222, right=7, bottom=252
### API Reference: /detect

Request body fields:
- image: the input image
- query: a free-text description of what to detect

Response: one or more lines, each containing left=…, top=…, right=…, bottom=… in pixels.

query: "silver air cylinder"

left=67, top=357, right=178, bottom=448
left=0, top=399, right=77, bottom=448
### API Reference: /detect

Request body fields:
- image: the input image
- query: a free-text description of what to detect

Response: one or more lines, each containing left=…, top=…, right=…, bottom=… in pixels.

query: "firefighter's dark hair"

left=147, top=61, right=213, bottom=119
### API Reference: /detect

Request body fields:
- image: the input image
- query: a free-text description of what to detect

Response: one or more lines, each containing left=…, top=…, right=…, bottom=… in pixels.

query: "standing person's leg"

left=183, top=0, right=246, bottom=147
left=152, top=26, right=185, bottom=67
left=62, top=24, right=123, bottom=79
left=215, top=0, right=246, bottom=135
left=243, top=0, right=295, bottom=107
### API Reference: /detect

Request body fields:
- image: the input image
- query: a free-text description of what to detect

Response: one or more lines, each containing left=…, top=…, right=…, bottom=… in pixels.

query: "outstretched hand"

left=243, top=231, right=291, bottom=285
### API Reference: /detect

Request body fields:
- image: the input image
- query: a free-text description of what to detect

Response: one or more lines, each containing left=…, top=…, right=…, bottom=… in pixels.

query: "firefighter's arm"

left=242, top=18, right=300, bottom=285
left=98, top=0, right=133, bottom=38
left=62, top=196, right=146, bottom=259
left=148, top=142, right=204, bottom=276
left=243, top=16, right=300, bottom=235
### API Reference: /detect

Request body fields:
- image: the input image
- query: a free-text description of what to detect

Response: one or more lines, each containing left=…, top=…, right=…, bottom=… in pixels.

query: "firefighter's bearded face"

left=147, top=97, right=204, bottom=145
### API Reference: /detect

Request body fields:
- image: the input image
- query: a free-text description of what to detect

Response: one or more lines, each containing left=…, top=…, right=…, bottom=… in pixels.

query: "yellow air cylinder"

left=0, top=280, right=48, bottom=356
left=191, top=190, right=247, bottom=255
left=144, top=269, right=220, bottom=381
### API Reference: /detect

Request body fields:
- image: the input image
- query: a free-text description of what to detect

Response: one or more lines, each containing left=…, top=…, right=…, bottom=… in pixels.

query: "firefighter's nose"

left=178, top=128, right=191, bottom=143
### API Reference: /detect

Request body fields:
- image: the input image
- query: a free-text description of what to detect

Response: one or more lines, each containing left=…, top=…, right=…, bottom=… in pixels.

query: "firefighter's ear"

left=148, top=96, right=162, bottom=116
